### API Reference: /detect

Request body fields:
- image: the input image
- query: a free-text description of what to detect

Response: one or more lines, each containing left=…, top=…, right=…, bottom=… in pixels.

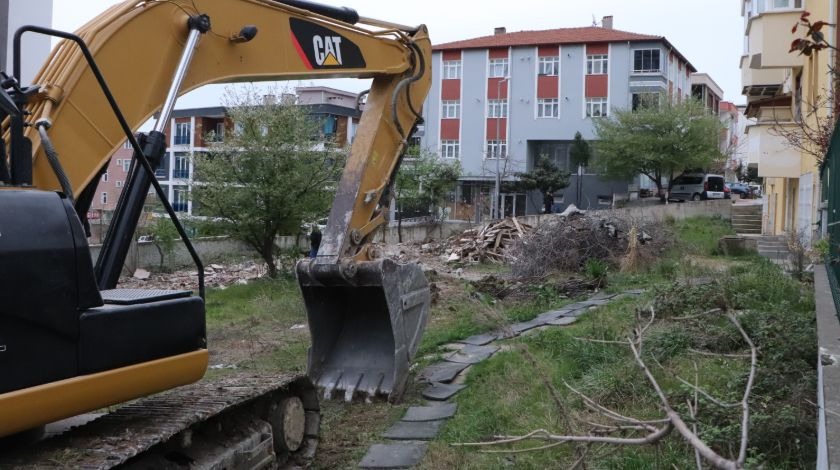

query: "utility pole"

left=493, top=76, right=509, bottom=219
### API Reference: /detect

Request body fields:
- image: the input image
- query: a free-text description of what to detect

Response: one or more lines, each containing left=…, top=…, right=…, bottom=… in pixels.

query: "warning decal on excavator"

left=290, top=18, right=366, bottom=70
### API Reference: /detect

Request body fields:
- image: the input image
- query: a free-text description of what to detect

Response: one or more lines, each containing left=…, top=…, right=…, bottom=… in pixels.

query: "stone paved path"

left=357, top=288, right=644, bottom=469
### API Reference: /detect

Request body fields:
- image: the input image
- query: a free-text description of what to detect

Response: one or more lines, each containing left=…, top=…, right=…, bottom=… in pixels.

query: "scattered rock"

left=133, top=269, right=150, bottom=280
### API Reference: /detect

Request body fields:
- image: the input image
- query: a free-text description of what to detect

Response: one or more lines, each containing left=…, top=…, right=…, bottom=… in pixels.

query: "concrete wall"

left=95, top=200, right=732, bottom=272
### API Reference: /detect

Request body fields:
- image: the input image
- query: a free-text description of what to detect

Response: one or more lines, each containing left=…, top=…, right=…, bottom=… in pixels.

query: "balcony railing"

left=173, top=135, right=190, bottom=146
left=173, top=169, right=190, bottom=179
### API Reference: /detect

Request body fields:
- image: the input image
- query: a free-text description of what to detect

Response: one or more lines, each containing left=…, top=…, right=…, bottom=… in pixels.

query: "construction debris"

left=445, top=218, right=533, bottom=264
left=119, top=259, right=267, bottom=290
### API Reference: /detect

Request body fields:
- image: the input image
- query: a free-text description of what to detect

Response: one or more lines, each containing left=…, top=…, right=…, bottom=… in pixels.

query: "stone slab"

left=382, top=420, right=445, bottom=440
left=422, top=382, right=467, bottom=401
left=511, top=319, right=544, bottom=334
left=419, top=361, right=469, bottom=383
left=457, top=333, right=498, bottom=346
left=534, top=309, right=571, bottom=324
left=579, top=299, right=611, bottom=306
left=445, top=344, right=499, bottom=364
left=359, top=442, right=428, bottom=468
left=403, top=403, right=458, bottom=422
left=547, top=316, right=578, bottom=326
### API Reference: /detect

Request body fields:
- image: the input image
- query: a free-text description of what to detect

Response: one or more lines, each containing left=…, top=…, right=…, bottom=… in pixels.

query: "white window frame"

left=102, top=171, right=108, bottom=182
left=538, top=56, right=559, bottom=76
left=586, top=98, right=608, bottom=117
left=123, top=140, right=132, bottom=149
left=486, top=140, right=508, bottom=159
left=101, top=192, right=108, bottom=204
left=488, top=58, right=509, bottom=78
left=442, top=59, right=462, bottom=79
left=537, top=98, right=559, bottom=118
left=487, top=99, right=508, bottom=118
left=633, top=49, right=661, bottom=73
left=122, top=159, right=131, bottom=172
left=586, top=54, right=608, bottom=75
left=175, top=122, right=191, bottom=145
left=441, top=140, right=460, bottom=159
left=116, top=181, right=123, bottom=188
left=441, top=100, right=461, bottom=119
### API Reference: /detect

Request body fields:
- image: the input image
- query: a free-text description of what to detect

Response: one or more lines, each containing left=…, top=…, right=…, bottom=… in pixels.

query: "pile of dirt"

left=445, top=218, right=532, bottom=264
left=508, top=211, right=670, bottom=277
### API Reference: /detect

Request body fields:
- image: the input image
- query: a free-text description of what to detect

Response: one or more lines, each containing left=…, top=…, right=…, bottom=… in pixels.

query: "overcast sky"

left=53, top=0, right=747, bottom=109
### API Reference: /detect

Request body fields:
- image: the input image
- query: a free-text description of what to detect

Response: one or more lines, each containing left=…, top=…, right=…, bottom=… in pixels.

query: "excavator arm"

left=0, top=0, right=431, bottom=447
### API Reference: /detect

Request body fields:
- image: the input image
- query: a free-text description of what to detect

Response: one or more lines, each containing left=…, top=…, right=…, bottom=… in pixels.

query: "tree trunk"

left=397, top=201, right=403, bottom=243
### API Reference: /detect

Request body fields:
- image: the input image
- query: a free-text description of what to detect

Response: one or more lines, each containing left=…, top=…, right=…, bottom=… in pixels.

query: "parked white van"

left=668, top=173, right=726, bottom=202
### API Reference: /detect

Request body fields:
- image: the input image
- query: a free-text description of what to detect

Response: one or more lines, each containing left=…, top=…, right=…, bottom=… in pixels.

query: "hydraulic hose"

left=36, top=121, right=74, bottom=203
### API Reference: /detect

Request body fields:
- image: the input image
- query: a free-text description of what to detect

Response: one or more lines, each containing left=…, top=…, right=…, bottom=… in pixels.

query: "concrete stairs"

left=731, top=204, right=762, bottom=235
left=757, top=235, right=790, bottom=262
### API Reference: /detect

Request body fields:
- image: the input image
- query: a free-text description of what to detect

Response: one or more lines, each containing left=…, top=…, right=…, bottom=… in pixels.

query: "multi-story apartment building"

left=420, top=19, right=699, bottom=221
left=740, top=0, right=830, bottom=239
left=89, top=86, right=361, bottom=223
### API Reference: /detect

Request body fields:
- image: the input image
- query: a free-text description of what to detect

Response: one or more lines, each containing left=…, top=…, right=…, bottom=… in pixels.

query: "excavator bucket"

left=296, top=258, right=430, bottom=402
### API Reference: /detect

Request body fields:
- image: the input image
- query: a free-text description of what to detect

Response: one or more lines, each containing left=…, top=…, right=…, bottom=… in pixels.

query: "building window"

left=538, top=56, right=559, bottom=76
left=443, top=60, right=462, bottom=79
left=441, top=140, right=460, bottom=159
left=441, top=100, right=460, bottom=119
left=486, top=140, right=507, bottom=158
left=586, top=98, right=608, bottom=117
left=488, top=58, right=509, bottom=78
left=173, top=187, right=189, bottom=213
left=101, top=192, right=108, bottom=204
left=122, top=159, right=131, bottom=172
left=116, top=181, right=123, bottom=188
left=123, top=140, right=132, bottom=149
left=537, top=98, right=559, bottom=118
left=211, top=122, right=225, bottom=142
left=586, top=54, right=608, bottom=75
left=632, top=93, right=660, bottom=111
left=174, top=122, right=190, bottom=145
left=487, top=99, right=508, bottom=118
left=173, top=152, right=190, bottom=179
left=102, top=171, right=108, bottom=182
left=633, top=49, right=661, bottom=73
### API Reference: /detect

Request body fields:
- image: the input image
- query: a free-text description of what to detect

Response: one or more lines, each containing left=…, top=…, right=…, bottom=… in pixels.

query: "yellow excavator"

left=0, top=0, right=431, bottom=466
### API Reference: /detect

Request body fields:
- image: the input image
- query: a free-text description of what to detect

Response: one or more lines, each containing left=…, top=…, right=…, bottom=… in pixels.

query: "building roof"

left=171, top=106, right=227, bottom=118
left=690, top=73, right=725, bottom=99
left=433, top=26, right=696, bottom=72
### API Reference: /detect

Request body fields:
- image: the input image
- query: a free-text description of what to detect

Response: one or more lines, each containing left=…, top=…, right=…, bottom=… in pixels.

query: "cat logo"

left=290, top=18, right=365, bottom=70
left=313, top=36, right=343, bottom=66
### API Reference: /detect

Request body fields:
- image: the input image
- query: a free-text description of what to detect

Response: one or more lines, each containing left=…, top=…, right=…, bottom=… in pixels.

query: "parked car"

left=668, top=173, right=726, bottom=201
left=726, top=182, right=754, bottom=199
left=749, top=183, right=762, bottom=197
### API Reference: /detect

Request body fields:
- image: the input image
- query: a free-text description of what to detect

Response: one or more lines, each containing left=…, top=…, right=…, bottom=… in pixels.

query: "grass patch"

left=424, top=217, right=817, bottom=469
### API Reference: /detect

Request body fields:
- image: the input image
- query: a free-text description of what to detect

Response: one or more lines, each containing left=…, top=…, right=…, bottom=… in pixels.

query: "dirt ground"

left=114, top=242, right=488, bottom=467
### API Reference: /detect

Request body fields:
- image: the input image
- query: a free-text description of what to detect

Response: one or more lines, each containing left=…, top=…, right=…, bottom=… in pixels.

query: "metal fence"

left=822, top=119, right=840, bottom=315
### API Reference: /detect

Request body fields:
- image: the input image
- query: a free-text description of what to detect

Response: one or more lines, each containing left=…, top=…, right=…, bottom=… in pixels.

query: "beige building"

left=740, top=0, right=831, bottom=240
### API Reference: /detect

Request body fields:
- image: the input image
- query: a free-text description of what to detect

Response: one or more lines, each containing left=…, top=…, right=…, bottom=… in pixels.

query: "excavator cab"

left=298, top=258, right=430, bottom=402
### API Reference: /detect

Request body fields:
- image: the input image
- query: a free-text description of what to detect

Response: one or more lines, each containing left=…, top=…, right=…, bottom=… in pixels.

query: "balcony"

left=173, top=134, right=190, bottom=146
left=746, top=123, right=801, bottom=178
left=740, top=55, right=787, bottom=97
left=745, top=10, right=805, bottom=69
left=173, top=169, right=190, bottom=179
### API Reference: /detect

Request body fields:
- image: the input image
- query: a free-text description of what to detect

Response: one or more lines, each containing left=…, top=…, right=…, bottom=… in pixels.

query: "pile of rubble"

left=119, top=260, right=267, bottom=290
left=445, top=218, right=532, bottom=264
